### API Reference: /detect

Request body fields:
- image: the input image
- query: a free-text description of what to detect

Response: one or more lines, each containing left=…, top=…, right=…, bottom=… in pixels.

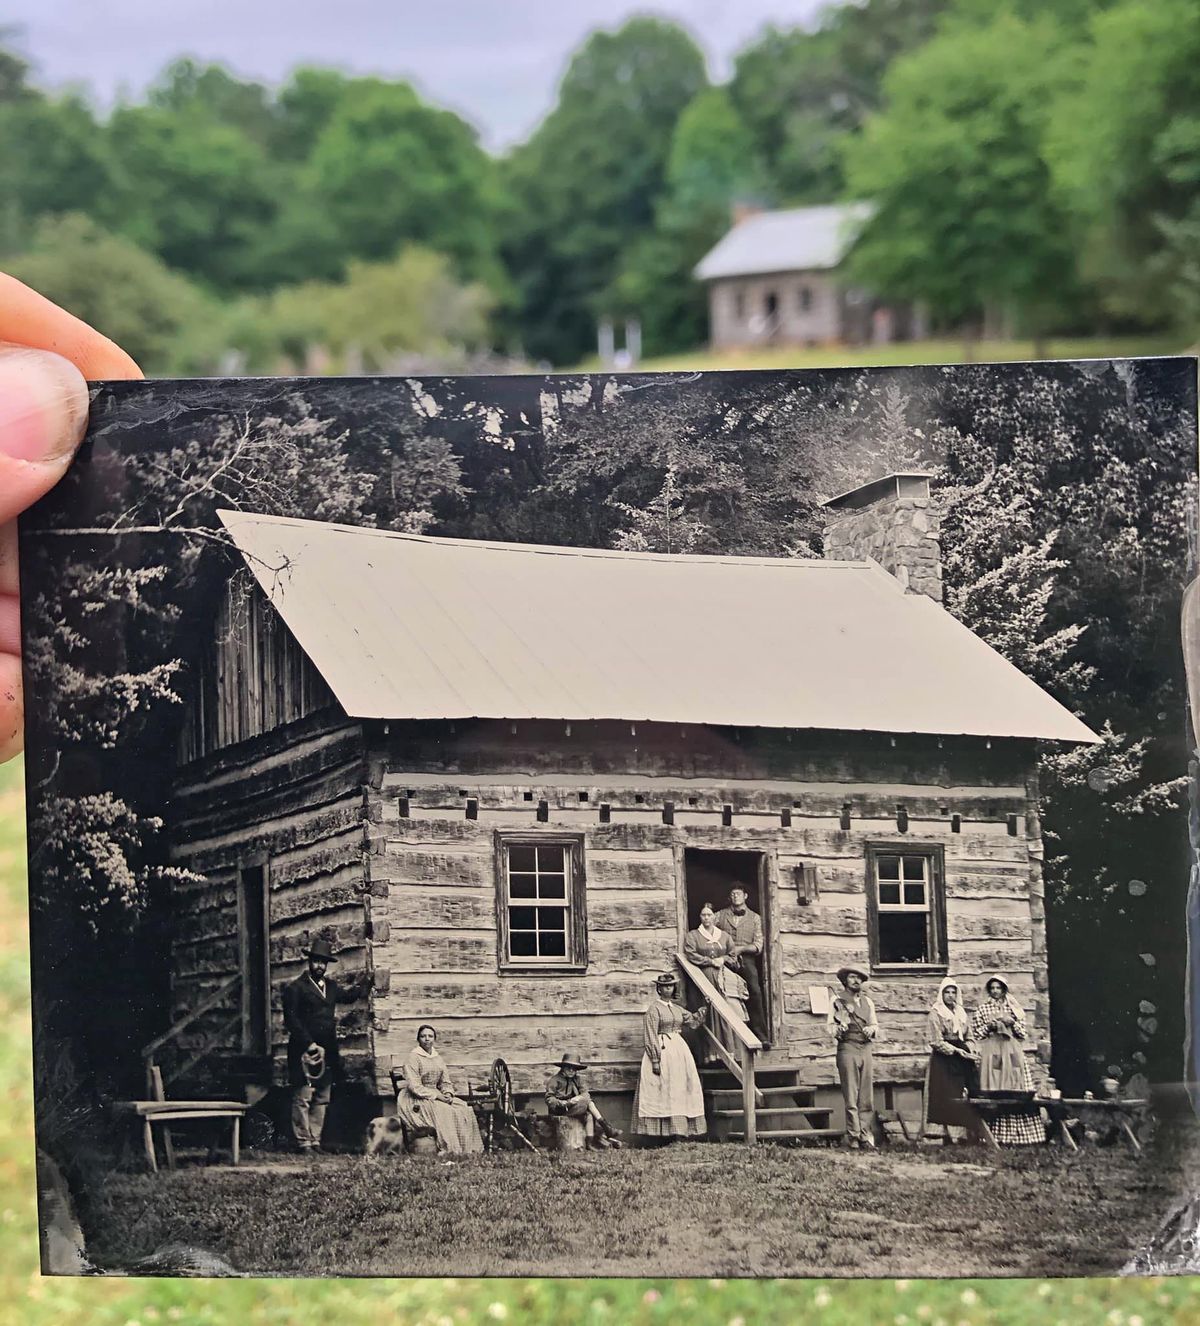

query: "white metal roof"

left=218, top=510, right=1099, bottom=744
left=694, top=203, right=872, bottom=282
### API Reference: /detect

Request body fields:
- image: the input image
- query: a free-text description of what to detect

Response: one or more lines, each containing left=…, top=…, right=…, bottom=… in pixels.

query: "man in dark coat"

left=282, top=938, right=345, bottom=1153
left=715, top=886, right=770, bottom=1046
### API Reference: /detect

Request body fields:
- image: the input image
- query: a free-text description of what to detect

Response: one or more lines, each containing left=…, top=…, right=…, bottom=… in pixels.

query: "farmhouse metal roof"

left=217, top=510, right=1099, bottom=744
left=694, top=203, right=872, bottom=282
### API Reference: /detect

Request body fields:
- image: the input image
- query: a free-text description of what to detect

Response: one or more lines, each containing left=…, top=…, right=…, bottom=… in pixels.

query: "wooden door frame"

left=236, top=855, right=272, bottom=1056
left=676, top=845, right=782, bottom=1043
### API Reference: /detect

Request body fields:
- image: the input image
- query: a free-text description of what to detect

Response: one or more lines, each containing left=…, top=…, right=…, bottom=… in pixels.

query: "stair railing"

left=140, top=974, right=241, bottom=1096
left=675, top=951, right=764, bottom=1143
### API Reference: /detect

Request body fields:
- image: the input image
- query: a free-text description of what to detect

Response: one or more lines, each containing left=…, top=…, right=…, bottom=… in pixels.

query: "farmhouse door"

left=682, top=847, right=775, bottom=1043
left=237, top=861, right=271, bottom=1057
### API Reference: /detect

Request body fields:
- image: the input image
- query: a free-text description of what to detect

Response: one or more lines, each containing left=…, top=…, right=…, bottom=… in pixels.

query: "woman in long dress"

left=632, top=972, right=708, bottom=1140
left=970, top=974, right=1045, bottom=1146
left=923, top=976, right=980, bottom=1143
left=683, top=903, right=750, bottom=1062
left=395, top=1024, right=484, bottom=1154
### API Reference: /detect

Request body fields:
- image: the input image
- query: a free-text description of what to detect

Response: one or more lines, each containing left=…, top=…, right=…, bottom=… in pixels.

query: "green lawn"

left=623, top=333, right=1187, bottom=374
left=4, top=759, right=1200, bottom=1320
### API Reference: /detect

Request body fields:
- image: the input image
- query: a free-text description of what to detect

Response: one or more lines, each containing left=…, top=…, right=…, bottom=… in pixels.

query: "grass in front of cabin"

left=627, top=333, right=1186, bottom=374
left=76, top=1125, right=1196, bottom=1279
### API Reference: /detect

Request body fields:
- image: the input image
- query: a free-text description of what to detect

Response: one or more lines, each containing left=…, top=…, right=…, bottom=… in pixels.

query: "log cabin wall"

left=168, top=709, right=376, bottom=1091
left=179, top=579, right=335, bottom=764
left=366, top=719, right=1047, bottom=1102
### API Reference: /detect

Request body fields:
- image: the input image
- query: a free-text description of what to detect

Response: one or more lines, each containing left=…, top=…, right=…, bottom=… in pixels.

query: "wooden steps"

left=702, top=1062, right=843, bottom=1146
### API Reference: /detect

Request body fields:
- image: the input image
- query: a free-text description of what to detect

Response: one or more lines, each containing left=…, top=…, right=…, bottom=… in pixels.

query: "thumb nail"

left=0, top=345, right=89, bottom=465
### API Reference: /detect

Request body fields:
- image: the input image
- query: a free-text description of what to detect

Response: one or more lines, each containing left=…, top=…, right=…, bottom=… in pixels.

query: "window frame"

left=494, top=831, right=588, bottom=973
left=865, top=841, right=948, bottom=973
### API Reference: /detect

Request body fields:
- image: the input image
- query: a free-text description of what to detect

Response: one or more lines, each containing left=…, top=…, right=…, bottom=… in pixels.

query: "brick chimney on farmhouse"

left=820, top=472, right=943, bottom=603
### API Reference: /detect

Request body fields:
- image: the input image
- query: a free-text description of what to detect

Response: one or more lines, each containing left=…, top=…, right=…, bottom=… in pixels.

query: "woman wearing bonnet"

left=923, top=976, right=981, bottom=1143
left=971, top=974, right=1045, bottom=1145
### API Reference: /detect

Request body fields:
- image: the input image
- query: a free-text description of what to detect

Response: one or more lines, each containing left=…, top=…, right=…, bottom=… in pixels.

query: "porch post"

left=740, top=1042, right=757, bottom=1144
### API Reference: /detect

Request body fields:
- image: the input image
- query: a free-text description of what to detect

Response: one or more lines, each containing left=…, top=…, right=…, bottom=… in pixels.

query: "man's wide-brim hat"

left=836, top=964, right=869, bottom=986
left=555, top=1052, right=588, bottom=1070
left=306, top=938, right=338, bottom=963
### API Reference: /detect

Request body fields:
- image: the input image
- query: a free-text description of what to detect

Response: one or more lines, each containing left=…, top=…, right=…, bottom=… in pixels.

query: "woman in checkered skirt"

left=970, top=975, right=1046, bottom=1145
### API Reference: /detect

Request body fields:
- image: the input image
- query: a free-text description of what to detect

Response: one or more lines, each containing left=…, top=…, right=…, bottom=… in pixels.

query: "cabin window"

left=866, top=844, right=947, bottom=970
left=495, top=832, right=588, bottom=971
left=797, top=284, right=812, bottom=312
left=733, top=288, right=746, bottom=320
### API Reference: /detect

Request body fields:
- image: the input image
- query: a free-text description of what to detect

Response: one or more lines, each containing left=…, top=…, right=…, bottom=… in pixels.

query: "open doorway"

left=683, top=848, right=773, bottom=1042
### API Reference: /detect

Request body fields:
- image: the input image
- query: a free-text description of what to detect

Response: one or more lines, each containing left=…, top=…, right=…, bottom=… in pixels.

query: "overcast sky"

left=5, top=1, right=825, bottom=151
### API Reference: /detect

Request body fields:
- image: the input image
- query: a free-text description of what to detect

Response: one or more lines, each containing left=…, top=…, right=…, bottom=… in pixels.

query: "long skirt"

left=396, top=1091, right=484, bottom=1154
left=632, top=1032, right=706, bottom=1138
left=977, top=1035, right=1044, bottom=1146
left=693, top=966, right=750, bottom=1063
left=926, top=1050, right=979, bottom=1128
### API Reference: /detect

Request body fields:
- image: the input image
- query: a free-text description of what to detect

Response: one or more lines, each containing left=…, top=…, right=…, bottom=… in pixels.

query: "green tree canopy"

left=614, top=87, right=765, bottom=354
left=499, top=17, right=707, bottom=364
left=1046, top=0, right=1200, bottom=327
left=5, top=213, right=221, bottom=372
left=843, top=13, right=1084, bottom=334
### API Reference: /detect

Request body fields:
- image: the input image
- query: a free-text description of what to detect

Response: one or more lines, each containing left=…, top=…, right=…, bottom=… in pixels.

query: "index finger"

left=0, top=273, right=142, bottom=380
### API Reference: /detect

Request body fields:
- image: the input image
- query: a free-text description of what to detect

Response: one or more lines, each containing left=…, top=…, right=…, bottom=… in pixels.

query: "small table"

left=967, top=1095, right=1148, bottom=1153
left=116, top=1099, right=250, bottom=1173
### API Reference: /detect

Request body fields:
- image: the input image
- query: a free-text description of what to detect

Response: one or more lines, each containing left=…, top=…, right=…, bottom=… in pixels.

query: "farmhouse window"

left=495, top=833, right=588, bottom=971
left=797, top=284, right=812, bottom=312
left=866, top=844, right=947, bottom=970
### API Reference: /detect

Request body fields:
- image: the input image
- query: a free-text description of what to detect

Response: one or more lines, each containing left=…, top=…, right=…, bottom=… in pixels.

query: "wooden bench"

left=116, top=1066, right=250, bottom=1173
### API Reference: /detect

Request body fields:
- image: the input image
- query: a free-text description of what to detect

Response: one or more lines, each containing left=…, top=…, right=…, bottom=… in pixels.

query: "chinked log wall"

left=367, top=720, right=1047, bottom=1100
left=169, top=708, right=375, bottom=1088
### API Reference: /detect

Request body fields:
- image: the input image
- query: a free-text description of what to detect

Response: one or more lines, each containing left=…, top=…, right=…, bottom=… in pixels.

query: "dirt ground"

left=74, top=1120, right=1200, bottom=1278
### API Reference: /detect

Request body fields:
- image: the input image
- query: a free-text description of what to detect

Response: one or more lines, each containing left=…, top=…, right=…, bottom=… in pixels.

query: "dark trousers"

left=736, top=954, right=769, bottom=1041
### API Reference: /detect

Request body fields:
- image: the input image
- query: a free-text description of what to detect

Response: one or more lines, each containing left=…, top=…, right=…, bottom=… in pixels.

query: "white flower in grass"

left=1037, top=1285, right=1052, bottom=1298
left=709, top=1279, right=726, bottom=1288
left=895, top=1280, right=911, bottom=1292
left=1106, top=1311, right=1124, bottom=1325
left=1129, top=1316, right=1143, bottom=1326
left=896, top=1314, right=909, bottom=1324
left=487, top=1305, right=509, bottom=1321
left=729, top=1317, right=746, bottom=1326
left=643, top=1291, right=661, bottom=1305
left=960, top=1289, right=979, bottom=1306
left=814, top=1289, right=833, bottom=1308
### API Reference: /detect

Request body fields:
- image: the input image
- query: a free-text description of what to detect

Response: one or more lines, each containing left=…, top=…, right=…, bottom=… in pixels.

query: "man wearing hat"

left=282, top=937, right=346, bottom=1154
left=829, top=963, right=879, bottom=1149
left=714, top=886, right=770, bottom=1046
left=545, top=1052, right=622, bottom=1147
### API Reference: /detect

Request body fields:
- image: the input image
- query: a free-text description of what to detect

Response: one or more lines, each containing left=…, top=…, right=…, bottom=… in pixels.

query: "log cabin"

left=163, top=473, right=1097, bottom=1143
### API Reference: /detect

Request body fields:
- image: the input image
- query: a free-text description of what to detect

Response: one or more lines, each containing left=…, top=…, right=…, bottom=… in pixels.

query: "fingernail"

left=0, top=345, right=89, bottom=464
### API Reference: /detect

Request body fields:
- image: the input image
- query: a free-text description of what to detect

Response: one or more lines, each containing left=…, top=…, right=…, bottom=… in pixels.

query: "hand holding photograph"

left=19, top=358, right=1200, bottom=1278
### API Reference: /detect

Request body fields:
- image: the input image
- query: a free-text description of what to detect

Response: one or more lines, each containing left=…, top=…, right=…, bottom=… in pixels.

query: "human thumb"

left=0, top=346, right=89, bottom=527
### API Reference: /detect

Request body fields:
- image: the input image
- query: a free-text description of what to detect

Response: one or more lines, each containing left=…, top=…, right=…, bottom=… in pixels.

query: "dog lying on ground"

left=364, top=1115, right=407, bottom=1156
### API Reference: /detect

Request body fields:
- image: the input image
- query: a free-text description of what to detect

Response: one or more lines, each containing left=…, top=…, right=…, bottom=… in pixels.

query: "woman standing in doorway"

left=684, top=903, right=750, bottom=1061
left=632, top=972, right=709, bottom=1140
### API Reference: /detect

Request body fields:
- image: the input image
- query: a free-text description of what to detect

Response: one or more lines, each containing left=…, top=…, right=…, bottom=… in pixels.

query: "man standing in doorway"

left=283, top=937, right=344, bottom=1155
left=715, top=886, right=769, bottom=1047
left=830, top=963, right=878, bottom=1149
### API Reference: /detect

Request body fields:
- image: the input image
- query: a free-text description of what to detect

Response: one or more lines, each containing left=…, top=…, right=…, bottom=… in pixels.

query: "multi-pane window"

left=868, top=846, right=947, bottom=968
left=497, top=834, right=587, bottom=970
left=797, top=284, right=813, bottom=312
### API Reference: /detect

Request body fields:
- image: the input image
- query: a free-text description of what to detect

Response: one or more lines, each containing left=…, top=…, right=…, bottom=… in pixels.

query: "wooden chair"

left=117, top=1066, right=250, bottom=1173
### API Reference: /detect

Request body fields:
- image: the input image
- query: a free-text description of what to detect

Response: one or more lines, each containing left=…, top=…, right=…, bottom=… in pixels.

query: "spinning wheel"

left=464, top=1056, right=537, bottom=1153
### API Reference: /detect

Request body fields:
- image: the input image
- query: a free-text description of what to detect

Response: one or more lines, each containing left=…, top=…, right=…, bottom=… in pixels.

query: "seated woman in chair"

left=395, top=1024, right=484, bottom=1154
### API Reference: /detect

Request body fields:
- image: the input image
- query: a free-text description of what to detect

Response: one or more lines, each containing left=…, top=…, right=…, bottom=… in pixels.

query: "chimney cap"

left=821, top=472, right=935, bottom=513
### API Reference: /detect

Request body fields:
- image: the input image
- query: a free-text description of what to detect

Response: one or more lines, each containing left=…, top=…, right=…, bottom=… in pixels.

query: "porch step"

left=709, top=1085, right=818, bottom=1104
left=728, top=1128, right=843, bottom=1143
left=713, top=1106, right=833, bottom=1124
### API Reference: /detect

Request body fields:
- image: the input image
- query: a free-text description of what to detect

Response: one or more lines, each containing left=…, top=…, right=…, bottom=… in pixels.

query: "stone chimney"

left=820, top=472, right=943, bottom=603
